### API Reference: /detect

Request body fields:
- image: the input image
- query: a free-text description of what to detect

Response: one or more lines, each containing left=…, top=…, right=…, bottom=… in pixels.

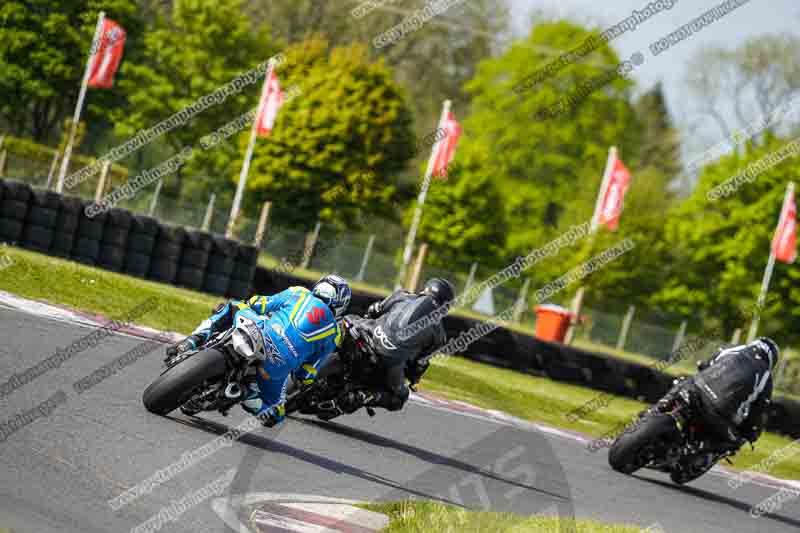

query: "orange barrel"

left=534, top=304, right=574, bottom=343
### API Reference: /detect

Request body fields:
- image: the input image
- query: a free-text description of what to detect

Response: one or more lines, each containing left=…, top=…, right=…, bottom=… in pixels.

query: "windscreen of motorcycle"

left=232, top=314, right=269, bottom=362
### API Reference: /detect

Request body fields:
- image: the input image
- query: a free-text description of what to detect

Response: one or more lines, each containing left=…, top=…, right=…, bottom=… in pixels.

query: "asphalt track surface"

left=1, top=306, right=800, bottom=533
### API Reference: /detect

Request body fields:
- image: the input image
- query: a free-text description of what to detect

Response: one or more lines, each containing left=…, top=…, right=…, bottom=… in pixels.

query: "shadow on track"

left=294, top=416, right=570, bottom=503
left=172, top=414, right=465, bottom=507
left=634, top=475, right=800, bottom=529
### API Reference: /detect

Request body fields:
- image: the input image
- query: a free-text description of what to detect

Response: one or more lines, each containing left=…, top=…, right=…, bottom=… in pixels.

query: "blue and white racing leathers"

left=192, top=286, right=341, bottom=424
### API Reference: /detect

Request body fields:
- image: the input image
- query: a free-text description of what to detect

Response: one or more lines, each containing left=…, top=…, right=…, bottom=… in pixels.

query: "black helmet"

left=422, top=278, right=455, bottom=307
left=754, top=337, right=780, bottom=369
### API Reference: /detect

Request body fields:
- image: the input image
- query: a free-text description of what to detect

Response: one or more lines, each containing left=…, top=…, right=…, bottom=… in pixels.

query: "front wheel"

left=608, top=412, right=681, bottom=474
left=143, top=348, right=227, bottom=415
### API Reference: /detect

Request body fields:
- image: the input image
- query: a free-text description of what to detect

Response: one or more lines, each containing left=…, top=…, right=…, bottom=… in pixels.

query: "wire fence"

left=4, top=156, right=799, bottom=395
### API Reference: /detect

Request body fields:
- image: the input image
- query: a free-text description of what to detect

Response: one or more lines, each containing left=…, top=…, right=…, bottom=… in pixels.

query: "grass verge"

left=362, top=501, right=641, bottom=532
left=3, top=245, right=799, bottom=480
left=0, top=245, right=218, bottom=333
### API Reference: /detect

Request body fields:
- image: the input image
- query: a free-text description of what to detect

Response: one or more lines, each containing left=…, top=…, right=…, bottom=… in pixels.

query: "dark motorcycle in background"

left=143, top=310, right=382, bottom=422
left=608, top=382, right=740, bottom=484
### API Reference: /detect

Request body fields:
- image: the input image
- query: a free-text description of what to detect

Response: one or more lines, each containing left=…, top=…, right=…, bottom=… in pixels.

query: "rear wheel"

left=609, top=412, right=680, bottom=474
left=143, top=348, right=227, bottom=415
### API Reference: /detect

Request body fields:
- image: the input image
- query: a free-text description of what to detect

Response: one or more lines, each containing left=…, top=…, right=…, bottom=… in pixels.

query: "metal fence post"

left=512, top=278, right=531, bottom=322
left=94, top=160, right=111, bottom=203
left=148, top=179, right=163, bottom=217
left=616, top=305, right=636, bottom=351
left=408, top=242, right=428, bottom=292
left=671, top=320, right=687, bottom=354
left=253, top=201, right=272, bottom=248
left=464, top=262, right=478, bottom=293
left=46, top=151, right=61, bottom=189
left=301, top=221, right=322, bottom=269
left=355, top=234, right=376, bottom=282
left=201, top=193, right=216, bottom=232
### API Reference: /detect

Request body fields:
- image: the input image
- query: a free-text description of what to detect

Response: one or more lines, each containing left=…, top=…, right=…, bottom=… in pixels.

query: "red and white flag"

left=88, top=19, right=127, bottom=88
left=772, top=184, right=796, bottom=263
left=431, top=111, right=462, bottom=179
left=255, top=70, right=285, bottom=137
left=597, top=154, right=632, bottom=231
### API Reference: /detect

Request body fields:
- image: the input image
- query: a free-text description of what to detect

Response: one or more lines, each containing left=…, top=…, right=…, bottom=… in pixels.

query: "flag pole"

left=226, top=58, right=277, bottom=239
left=396, top=99, right=451, bottom=290
left=747, top=181, right=794, bottom=342
left=56, top=11, right=105, bottom=193
left=564, top=146, right=617, bottom=344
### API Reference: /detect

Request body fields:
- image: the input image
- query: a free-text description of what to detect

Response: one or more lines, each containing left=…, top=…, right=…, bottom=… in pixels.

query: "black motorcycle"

left=608, top=383, right=739, bottom=484
left=285, top=315, right=385, bottom=421
left=143, top=311, right=381, bottom=421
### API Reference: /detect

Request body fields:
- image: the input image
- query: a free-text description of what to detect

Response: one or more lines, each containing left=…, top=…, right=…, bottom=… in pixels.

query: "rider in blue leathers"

left=166, top=274, right=352, bottom=426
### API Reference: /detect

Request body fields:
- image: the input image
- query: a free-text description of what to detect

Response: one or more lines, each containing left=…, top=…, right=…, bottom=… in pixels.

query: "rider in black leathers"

left=658, top=337, right=778, bottom=453
left=331, top=278, right=453, bottom=416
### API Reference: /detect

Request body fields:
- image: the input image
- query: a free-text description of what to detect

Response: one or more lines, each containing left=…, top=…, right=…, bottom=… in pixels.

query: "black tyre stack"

left=125, top=214, right=159, bottom=278
left=51, top=196, right=82, bottom=258
left=149, top=225, right=184, bottom=284
left=203, top=236, right=238, bottom=296
left=177, top=230, right=211, bottom=291
left=97, top=208, right=131, bottom=272
left=73, top=204, right=106, bottom=265
left=228, top=244, right=258, bottom=298
left=0, top=181, right=32, bottom=244
left=22, top=190, right=62, bottom=253
left=0, top=179, right=260, bottom=304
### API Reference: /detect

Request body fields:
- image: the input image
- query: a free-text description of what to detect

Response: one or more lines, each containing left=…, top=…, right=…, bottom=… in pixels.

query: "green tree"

left=246, top=0, right=509, bottom=183
left=246, top=39, right=416, bottom=230
left=653, top=135, right=800, bottom=342
left=633, top=82, right=682, bottom=183
left=112, top=0, right=279, bottom=198
left=576, top=84, right=682, bottom=310
left=453, top=21, right=641, bottom=284
left=0, top=0, right=143, bottom=142
left=411, top=150, right=508, bottom=271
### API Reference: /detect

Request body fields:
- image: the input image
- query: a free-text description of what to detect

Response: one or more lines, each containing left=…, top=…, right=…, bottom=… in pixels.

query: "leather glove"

left=165, top=334, right=204, bottom=359
left=365, top=302, right=382, bottom=319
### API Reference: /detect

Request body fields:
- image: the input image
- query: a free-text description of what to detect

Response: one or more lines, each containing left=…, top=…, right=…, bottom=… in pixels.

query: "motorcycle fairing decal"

left=261, top=327, right=284, bottom=364
left=259, top=367, right=271, bottom=380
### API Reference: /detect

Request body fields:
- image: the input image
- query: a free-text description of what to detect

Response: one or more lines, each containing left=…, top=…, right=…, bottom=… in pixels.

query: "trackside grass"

left=0, top=245, right=222, bottom=333
left=3, top=245, right=800, bottom=480
left=362, top=501, right=642, bottom=532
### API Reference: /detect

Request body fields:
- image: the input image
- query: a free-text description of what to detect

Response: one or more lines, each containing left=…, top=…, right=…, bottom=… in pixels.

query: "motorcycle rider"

left=328, top=278, right=453, bottom=417
left=166, top=274, right=352, bottom=426
left=657, top=336, right=778, bottom=457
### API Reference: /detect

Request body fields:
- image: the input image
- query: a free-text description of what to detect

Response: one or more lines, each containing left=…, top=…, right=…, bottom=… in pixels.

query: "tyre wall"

left=0, top=179, right=258, bottom=300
